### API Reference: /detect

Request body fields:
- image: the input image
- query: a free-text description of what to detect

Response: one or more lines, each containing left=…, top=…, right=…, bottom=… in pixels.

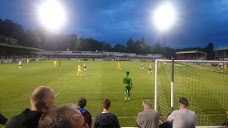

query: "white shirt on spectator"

left=168, top=108, right=196, bottom=128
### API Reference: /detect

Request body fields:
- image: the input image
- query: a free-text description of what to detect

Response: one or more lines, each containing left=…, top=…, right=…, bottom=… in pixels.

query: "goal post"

left=154, top=59, right=228, bottom=126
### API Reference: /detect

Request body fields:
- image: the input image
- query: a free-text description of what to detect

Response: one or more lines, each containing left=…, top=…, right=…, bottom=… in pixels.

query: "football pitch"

left=0, top=60, right=227, bottom=127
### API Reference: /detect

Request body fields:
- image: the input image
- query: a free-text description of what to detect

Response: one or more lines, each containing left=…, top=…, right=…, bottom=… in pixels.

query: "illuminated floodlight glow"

left=154, top=2, right=177, bottom=32
left=38, top=0, right=66, bottom=30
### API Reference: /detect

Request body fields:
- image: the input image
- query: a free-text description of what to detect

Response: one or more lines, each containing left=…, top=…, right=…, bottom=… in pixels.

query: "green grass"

left=0, top=60, right=227, bottom=127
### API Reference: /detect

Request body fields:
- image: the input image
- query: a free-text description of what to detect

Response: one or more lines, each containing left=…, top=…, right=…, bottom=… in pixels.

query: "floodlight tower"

left=153, top=2, right=177, bottom=111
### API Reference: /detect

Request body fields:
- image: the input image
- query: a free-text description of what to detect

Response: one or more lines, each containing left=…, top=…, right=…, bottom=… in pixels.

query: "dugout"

left=214, top=46, right=228, bottom=60
left=175, top=50, right=207, bottom=60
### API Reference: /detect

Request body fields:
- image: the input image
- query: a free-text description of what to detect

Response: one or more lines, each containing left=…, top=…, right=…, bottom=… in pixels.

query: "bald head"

left=30, top=86, right=55, bottom=112
left=143, top=99, right=151, bottom=109
left=38, top=104, right=84, bottom=128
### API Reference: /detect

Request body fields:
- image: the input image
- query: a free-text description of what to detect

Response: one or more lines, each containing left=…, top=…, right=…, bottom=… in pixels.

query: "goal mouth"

left=154, top=59, right=228, bottom=126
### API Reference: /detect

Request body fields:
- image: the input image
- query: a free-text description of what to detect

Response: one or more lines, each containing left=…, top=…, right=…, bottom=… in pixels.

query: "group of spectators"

left=0, top=86, right=228, bottom=128
left=0, top=86, right=119, bottom=128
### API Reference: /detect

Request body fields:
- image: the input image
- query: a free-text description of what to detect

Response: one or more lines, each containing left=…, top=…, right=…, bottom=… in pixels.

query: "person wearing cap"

left=167, top=97, right=196, bottom=128
left=136, top=99, right=159, bottom=128
left=77, top=98, right=92, bottom=128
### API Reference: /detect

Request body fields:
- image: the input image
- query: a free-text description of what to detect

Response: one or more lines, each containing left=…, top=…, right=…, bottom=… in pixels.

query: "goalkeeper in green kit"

left=123, top=71, right=133, bottom=101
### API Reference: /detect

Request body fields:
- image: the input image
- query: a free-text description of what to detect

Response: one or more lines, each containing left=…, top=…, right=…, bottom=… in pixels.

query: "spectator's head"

left=78, top=97, right=87, bottom=108
left=30, top=86, right=55, bottom=112
left=143, top=99, right=151, bottom=109
left=38, top=104, right=84, bottom=128
left=178, top=97, right=188, bottom=108
left=102, top=99, right=111, bottom=109
left=126, top=71, right=129, bottom=75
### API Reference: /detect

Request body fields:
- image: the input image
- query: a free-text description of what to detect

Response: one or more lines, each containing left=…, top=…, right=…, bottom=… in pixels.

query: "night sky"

left=0, top=0, right=228, bottom=49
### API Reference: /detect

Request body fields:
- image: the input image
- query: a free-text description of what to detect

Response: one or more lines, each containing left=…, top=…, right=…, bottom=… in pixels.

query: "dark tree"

left=0, top=19, right=24, bottom=41
left=140, top=37, right=150, bottom=54
left=18, top=29, right=41, bottom=48
left=133, top=40, right=142, bottom=53
left=151, top=42, right=162, bottom=54
left=113, top=44, right=126, bottom=52
left=204, top=43, right=215, bottom=60
left=126, top=38, right=134, bottom=53
left=102, top=42, right=112, bottom=51
left=61, top=34, right=77, bottom=50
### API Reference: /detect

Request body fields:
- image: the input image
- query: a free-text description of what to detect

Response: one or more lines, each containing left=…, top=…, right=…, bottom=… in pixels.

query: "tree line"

left=0, top=18, right=215, bottom=59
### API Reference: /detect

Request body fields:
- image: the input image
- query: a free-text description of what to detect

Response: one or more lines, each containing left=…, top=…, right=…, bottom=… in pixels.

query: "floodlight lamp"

left=38, top=0, right=66, bottom=30
left=154, top=2, right=177, bottom=32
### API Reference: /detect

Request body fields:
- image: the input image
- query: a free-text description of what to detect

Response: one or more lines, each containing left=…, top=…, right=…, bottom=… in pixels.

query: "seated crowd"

left=0, top=86, right=227, bottom=128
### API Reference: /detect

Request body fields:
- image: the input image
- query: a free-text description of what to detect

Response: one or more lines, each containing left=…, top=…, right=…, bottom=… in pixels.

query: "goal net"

left=154, top=59, right=228, bottom=126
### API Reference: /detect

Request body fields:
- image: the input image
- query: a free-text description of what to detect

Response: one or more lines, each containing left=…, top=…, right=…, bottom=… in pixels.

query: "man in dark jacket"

left=94, top=99, right=120, bottom=128
left=0, top=113, right=8, bottom=125
left=6, top=86, right=55, bottom=128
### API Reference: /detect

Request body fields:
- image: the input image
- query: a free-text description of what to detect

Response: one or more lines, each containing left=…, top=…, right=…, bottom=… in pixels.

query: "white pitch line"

left=91, top=114, right=226, bottom=120
left=55, top=93, right=59, bottom=97
left=54, top=91, right=152, bottom=97
left=58, top=92, right=123, bottom=94
left=91, top=116, right=137, bottom=120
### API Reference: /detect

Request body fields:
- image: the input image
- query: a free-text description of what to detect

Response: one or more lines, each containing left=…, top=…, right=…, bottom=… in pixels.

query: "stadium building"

left=214, top=46, right=228, bottom=60
left=0, top=34, right=166, bottom=63
left=0, top=36, right=165, bottom=63
left=0, top=36, right=44, bottom=63
left=175, top=50, right=207, bottom=60
left=35, top=51, right=165, bottom=61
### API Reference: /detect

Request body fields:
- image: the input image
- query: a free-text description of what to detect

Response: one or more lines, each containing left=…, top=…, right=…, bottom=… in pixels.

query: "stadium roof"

left=175, top=50, right=206, bottom=54
left=214, top=46, right=228, bottom=51
left=0, top=43, right=44, bottom=51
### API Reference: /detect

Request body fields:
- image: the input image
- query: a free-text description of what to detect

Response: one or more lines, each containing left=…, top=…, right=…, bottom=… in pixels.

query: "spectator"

left=222, top=111, right=228, bottom=126
left=136, top=99, right=159, bottom=128
left=6, top=86, right=55, bottom=128
left=0, top=113, right=8, bottom=125
left=38, top=104, right=84, bottom=128
left=94, top=98, right=120, bottom=128
left=167, top=97, right=196, bottom=128
left=77, top=97, right=92, bottom=128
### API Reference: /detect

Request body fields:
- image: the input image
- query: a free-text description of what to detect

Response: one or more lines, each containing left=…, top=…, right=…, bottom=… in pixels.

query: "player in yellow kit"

left=26, top=59, right=29, bottom=64
left=77, top=64, right=83, bottom=77
left=117, top=63, right=121, bottom=70
left=54, top=60, right=57, bottom=67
